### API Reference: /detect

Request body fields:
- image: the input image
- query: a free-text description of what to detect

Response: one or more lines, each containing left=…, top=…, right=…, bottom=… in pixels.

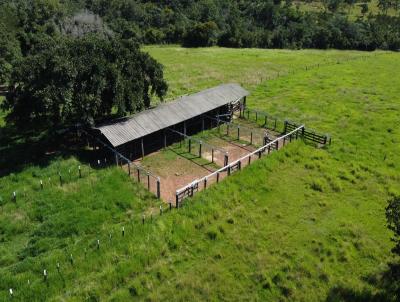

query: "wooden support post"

left=264, top=115, right=267, bottom=127
left=137, top=168, right=140, bottom=182
left=204, top=178, right=207, bottom=189
left=147, top=173, right=150, bottom=190
left=128, top=163, right=131, bottom=176
left=255, top=112, right=258, bottom=122
left=248, top=155, right=251, bottom=165
left=188, top=139, right=192, bottom=153
left=290, top=134, right=292, bottom=142
left=258, top=151, right=262, bottom=159
left=284, top=121, right=288, bottom=134
left=164, top=131, right=167, bottom=149
left=228, top=165, right=231, bottom=176
left=176, top=193, right=179, bottom=208
left=283, top=136, right=286, bottom=146
left=224, top=154, right=229, bottom=166
left=141, top=138, right=145, bottom=159
left=211, top=149, right=214, bottom=163
left=115, top=153, right=118, bottom=165
left=157, top=178, right=161, bottom=199
left=268, top=145, right=271, bottom=153
left=275, top=140, right=279, bottom=150
left=250, top=132, right=253, bottom=145
left=238, top=161, right=242, bottom=170
left=296, top=130, right=299, bottom=139
left=237, top=127, right=240, bottom=140
left=217, top=172, right=220, bottom=183
left=183, top=121, right=187, bottom=136
left=199, top=142, right=202, bottom=158
left=302, top=127, right=305, bottom=137
left=247, top=110, right=250, bottom=119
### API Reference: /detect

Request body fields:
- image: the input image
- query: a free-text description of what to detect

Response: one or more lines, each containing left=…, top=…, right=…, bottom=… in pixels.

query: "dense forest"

left=0, top=0, right=399, bottom=128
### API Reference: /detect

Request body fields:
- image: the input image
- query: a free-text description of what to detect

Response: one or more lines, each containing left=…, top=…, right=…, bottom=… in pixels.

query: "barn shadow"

left=326, top=263, right=400, bottom=302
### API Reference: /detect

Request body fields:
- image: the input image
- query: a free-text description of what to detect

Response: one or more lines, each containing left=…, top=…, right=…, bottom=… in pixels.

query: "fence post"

left=250, top=132, right=253, bottom=145
left=258, top=151, right=262, bottom=159
left=237, top=127, right=240, bottom=140
left=115, top=153, right=118, bottom=165
left=164, top=131, right=167, bottom=149
left=255, top=111, right=258, bottom=122
left=204, top=178, right=207, bottom=189
left=217, top=172, right=220, bottom=183
left=238, top=161, right=242, bottom=170
left=247, top=110, right=250, bottom=119
left=157, top=178, right=161, bottom=199
left=224, top=154, right=229, bottom=166
left=275, top=140, right=279, bottom=150
left=188, top=139, right=192, bottom=153
left=128, top=163, right=131, bottom=176
left=137, top=168, right=140, bottom=182
left=147, top=173, right=150, bottom=190
left=176, top=193, right=179, bottom=208
left=228, top=165, right=231, bottom=176
left=248, top=155, right=251, bottom=165
left=211, top=149, right=214, bottom=163
left=199, top=142, right=202, bottom=158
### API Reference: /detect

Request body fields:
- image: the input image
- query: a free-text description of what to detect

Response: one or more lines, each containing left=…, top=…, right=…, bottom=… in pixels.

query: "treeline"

left=84, top=0, right=400, bottom=50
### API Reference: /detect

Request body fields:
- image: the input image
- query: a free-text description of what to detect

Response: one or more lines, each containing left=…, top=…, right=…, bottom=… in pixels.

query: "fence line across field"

left=175, top=124, right=305, bottom=203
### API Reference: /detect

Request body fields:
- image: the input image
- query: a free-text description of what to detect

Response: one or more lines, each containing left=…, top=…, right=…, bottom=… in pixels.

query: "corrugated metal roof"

left=95, top=83, right=249, bottom=147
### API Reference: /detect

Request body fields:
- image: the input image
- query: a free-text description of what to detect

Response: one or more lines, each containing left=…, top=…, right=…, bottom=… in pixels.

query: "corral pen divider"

left=175, top=125, right=305, bottom=205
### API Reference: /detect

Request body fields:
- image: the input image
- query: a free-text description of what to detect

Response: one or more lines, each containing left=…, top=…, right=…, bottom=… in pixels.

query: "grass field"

left=0, top=47, right=399, bottom=301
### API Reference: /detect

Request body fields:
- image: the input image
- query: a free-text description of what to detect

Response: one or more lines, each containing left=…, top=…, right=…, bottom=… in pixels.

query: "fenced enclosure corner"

left=175, top=124, right=305, bottom=205
left=79, top=128, right=162, bottom=199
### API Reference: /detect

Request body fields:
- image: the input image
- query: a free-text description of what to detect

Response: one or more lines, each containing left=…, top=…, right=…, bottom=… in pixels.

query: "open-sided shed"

left=93, top=83, right=249, bottom=159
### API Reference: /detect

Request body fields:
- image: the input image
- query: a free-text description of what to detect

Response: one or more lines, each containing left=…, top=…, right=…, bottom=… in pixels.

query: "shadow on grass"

left=326, top=263, right=400, bottom=302
left=0, top=123, right=103, bottom=177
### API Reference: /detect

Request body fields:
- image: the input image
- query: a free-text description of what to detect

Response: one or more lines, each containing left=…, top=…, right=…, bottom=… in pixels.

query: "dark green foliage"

left=3, top=35, right=167, bottom=129
left=386, top=197, right=400, bottom=256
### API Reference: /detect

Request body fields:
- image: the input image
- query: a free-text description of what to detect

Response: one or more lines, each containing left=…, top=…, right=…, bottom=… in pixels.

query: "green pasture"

left=0, top=47, right=399, bottom=301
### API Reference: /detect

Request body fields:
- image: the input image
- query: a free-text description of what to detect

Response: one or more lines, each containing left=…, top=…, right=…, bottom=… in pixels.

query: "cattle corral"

left=83, top=83, right=330, bottom=204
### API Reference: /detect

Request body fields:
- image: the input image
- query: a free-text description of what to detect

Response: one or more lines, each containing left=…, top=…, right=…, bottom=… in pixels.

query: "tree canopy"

left=387, top=196, right=400, bottom=257
left=3, top=35, right=167, bottom=129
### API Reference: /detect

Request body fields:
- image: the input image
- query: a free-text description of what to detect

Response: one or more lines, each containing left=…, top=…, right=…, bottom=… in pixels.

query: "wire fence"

left=80, top=129, right=161, bottom=199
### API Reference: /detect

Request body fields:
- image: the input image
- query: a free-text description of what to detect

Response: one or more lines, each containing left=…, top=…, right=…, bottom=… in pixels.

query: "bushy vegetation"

left=0, top=47, right=399, bottom=301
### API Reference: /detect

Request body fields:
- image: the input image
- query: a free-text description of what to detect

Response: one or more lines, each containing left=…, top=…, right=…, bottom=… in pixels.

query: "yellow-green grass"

left=144, top=46, right=383, bottom=100
left=0, top=48, right=399, bottom=301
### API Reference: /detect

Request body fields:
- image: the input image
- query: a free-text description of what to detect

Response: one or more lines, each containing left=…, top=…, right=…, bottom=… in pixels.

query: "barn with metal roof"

left=92, top=83, right=249, bottom=159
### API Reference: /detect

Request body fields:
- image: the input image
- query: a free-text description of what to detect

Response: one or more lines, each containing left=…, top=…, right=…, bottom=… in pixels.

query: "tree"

left=3, top=35, right=167, bottom=129
left=0, top=22, right=21, bottom=84
left=182, top=21, right=218, bottom=47
left=386, top=196, right=400, bottom=257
